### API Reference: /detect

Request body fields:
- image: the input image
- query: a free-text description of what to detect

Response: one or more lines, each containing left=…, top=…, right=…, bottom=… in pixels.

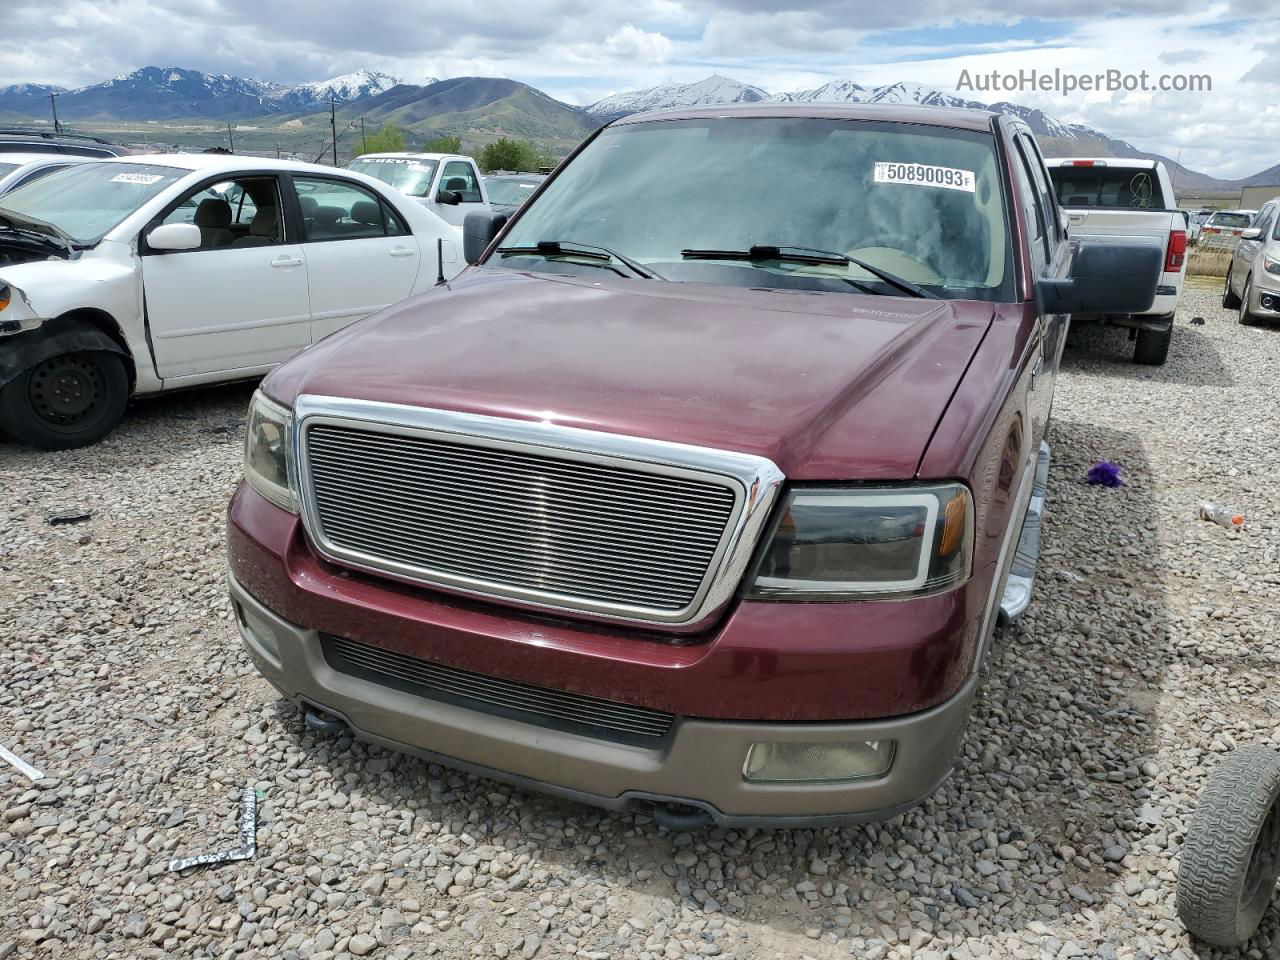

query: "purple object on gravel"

left=1086, top=461, right=1124, bottom=487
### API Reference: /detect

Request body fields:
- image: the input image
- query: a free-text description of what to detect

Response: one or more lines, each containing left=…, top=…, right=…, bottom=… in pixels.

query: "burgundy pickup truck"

left=227, top=103, right=1157, bottom=828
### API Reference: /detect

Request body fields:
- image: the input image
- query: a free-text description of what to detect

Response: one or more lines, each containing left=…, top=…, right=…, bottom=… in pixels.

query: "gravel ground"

left=2, top=280, right=1278, bottom=960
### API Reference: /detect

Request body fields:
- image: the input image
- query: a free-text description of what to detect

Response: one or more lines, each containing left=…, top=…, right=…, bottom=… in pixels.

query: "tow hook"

left=304, top=708, right=348, bottom=736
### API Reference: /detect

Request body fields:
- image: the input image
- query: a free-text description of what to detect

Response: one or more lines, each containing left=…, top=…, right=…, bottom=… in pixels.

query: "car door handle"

left=389, top=247, right=416, bottom=258
left=271, top=256, right=303, bottom=268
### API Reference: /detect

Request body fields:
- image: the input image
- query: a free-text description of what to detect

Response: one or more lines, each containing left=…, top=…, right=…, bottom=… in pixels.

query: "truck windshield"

left=0, top=162, right=183, bottom=245
left=348, top=157, right=438, bottom=198
left=497, top=117, right=1012, bottom=301
left=1049, top=166, right=1168, bottom=210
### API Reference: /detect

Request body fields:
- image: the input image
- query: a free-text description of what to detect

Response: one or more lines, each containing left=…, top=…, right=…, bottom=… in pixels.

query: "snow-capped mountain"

left=0, top=82, right=67, bottom=114
left=587, top=74, right=1114, bottom=145
left=587, top=75, right=768, bottom=120
left=273, top=69, right=410, bottom=108
left=772, top=79, right=869, bottom=104
left=0, top=66, right=424, bottom=122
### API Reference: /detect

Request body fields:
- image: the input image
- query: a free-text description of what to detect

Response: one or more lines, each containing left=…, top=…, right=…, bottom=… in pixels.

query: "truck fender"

left=0, top=313, right=131, bottom=390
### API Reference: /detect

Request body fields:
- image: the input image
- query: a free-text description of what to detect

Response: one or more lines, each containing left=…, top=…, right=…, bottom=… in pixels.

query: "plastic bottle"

left=1199, top=501, right=1244, bottom=529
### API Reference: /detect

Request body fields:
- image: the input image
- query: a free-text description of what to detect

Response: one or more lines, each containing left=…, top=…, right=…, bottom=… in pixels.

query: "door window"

left=439, top=161, right=482, bottom=202
left=294, top=177, right=406, bottom=241
left=161, top=177, right=283, bottom=250
left=1019, top=135, right=1062, bottom=248
left=1010, top=137, right=1047, bottom=262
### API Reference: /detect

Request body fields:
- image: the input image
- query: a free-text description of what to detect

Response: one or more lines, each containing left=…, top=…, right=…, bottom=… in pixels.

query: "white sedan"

left=0, top=153, right=463, bottom=449
left=0, top=153, right=91, bottom=197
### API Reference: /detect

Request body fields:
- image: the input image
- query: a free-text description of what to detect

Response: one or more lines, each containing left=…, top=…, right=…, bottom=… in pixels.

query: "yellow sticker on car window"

left=873, top=162, right=975, bottom=193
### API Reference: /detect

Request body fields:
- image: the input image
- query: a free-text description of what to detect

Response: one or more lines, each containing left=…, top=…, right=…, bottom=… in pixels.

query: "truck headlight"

left=748, top=483, right=973, bottom=599
left=244, top=391, right=296, bottom=512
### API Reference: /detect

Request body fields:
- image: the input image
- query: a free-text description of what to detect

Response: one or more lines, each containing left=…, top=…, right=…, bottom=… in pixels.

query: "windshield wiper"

left=680, top=244, right=936, bottom=299
left=496, top=240, right=665, bottom=280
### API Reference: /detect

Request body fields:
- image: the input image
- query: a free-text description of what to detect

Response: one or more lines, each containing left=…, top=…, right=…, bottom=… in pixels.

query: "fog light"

left=1261, top=294, right=1277, bottom=312
left=743, top=740, right=895, bottom=783
left=235, top=600, right=281, bottom=663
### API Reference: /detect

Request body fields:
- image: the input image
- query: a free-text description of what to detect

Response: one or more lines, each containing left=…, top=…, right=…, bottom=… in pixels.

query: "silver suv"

left=1224, top=199, right=1280, bottom=325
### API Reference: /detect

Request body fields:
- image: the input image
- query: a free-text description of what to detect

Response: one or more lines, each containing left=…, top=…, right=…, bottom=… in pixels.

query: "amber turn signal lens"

left=939, top=491, right=967, bottom=556
left=0, top=284, right=11, bottom=312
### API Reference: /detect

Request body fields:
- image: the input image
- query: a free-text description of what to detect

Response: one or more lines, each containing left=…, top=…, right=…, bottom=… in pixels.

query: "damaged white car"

left=0, top=154, right=463, bottom=449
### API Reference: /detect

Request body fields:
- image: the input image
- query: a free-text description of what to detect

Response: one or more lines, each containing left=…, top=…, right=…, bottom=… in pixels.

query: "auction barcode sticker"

left=111, top=172, right=165, bottom=185
left=873, top=162, right=975, bottom=193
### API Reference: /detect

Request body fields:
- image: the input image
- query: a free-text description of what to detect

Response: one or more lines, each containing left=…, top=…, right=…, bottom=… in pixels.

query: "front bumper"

left=1248, top=278, right=1280, bottom=317
left=230, top=572, right=976, bottom=826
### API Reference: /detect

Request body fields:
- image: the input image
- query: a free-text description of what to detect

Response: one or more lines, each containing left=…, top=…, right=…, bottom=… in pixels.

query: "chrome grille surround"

left=294, top=395, right=785, bottom=628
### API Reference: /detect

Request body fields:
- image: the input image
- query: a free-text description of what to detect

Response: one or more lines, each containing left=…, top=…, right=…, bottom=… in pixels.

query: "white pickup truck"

left=346, top=153, right=491, bottom=227
left=1048, top=158, right=1187, bottom=365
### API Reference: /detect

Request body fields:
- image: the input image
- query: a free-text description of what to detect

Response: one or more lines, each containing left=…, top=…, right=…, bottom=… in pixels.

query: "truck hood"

left=268, top=268, right=994, bottom=480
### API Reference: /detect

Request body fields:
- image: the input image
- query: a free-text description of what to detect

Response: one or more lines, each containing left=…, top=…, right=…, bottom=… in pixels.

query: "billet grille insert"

left=323, top=634, right=674, bottom=740
left=303, top=423, right=739, bottom=616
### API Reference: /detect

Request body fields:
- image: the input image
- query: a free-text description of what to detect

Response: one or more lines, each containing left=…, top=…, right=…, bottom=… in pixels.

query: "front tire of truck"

left=1133, top=322, right=1172, bottom=366
left=0, top=351, right=129, bottom=450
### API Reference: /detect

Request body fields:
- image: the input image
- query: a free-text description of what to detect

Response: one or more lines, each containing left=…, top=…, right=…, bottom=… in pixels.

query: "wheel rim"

left=27, top=355, right=103, bottom=426
left=1242, top=799, right=1280, bottom=909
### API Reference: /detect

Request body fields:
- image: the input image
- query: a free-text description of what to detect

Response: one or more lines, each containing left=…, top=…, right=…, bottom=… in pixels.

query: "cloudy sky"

left=6, top=1, right=1277, bottom=178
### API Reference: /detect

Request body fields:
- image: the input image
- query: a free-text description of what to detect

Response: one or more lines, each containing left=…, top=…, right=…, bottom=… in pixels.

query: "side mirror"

left=146, top=222, right=202, bottom=252
left=1037, top=240, right=1162, bottom=315
left=435, top=189, right=462, bottom=206
left=1241, top=227, right=1263, bottom=240
left=463, top=211, right=509, bottom=265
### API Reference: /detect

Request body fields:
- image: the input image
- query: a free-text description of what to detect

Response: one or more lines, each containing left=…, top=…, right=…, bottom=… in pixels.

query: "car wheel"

left=1134, top=322, right=1172, bottom=365
left=1222, top=268, right=1241, bottom=309
left=1240, top=276, right=1258, bottom=325
left=1176, top=745, right=1280, bottom=948
left=0, top=351, right=129, bottom=450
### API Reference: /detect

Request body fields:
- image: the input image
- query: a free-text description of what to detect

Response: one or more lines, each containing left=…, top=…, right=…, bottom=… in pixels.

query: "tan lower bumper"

left=231, top=574, right=976, bottom=826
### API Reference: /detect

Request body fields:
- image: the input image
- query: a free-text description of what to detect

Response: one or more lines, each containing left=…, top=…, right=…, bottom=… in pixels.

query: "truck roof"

left=352, top=152, right=463, bottom=162
left=613, top=101, right=999, bottom=132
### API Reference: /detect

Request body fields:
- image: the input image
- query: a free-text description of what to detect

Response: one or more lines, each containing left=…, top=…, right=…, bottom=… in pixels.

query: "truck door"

left=1009, top=131, right=1069, bottom=448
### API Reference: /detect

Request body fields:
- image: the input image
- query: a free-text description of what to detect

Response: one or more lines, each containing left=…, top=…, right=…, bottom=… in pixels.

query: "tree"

left=361, top=122, right=406, bottom=154
left=477, top=138, right=540, bottom=173
left=421, top=133, right=462, bottom=154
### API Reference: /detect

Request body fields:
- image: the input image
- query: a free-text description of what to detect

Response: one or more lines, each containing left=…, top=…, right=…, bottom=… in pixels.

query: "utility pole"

left=49, top=92, right=61, bottom=134
left=360, top=117, right=367, bottom=154
left=226, top=123, right=235, bottom=152
left=330, top=97, right=338, bottom=167
left=275, top=142, right=281, bottom=159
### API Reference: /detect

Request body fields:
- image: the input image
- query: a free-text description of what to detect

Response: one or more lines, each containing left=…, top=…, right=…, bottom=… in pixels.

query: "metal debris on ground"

left=0, top=741, right=44, bottom=782
left=45, top=508, right=93, bottom=525
left=1190, top=316, right=1206, bottom=326
left=167, top=787, right=257, bottom=873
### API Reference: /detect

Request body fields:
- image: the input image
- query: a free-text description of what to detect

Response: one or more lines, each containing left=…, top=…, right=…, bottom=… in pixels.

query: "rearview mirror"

left=435, top=189, right=461, bottom=205
left=1037, top=240, right=1162, bottom=315
left=1241, top=227, right=1263, bottom=240
left=147, top=222, right=202, bottom=252
left=463, top=211, right=509, bottom=264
